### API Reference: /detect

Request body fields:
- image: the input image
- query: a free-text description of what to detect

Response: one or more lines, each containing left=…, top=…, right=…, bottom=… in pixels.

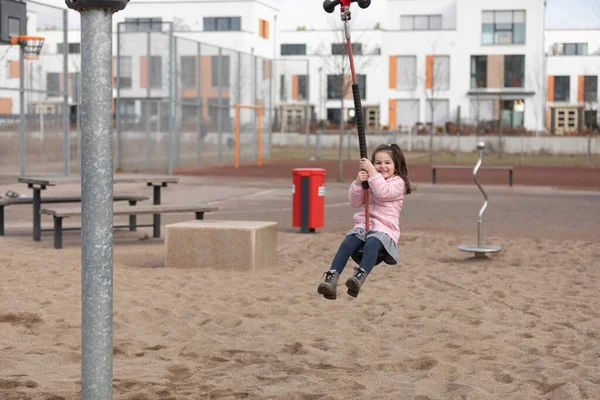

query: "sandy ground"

left=0, top=174, right=599, bottom=399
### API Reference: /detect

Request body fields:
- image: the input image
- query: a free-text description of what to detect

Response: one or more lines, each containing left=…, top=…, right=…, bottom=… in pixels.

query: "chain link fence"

left=0, top=1, right=71, bottom=178
left=115, top=22, right=274, bottom=174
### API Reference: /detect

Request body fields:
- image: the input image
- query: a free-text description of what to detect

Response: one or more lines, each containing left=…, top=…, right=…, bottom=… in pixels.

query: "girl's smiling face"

left=373, top=151, right=396, bottom=179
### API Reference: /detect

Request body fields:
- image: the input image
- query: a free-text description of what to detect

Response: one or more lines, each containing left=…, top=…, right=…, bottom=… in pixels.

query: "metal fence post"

left=146, top=30, right=152, bottom=170
left=196, top=42, right=202, bottom=164
left=268, top=58, right=273, bottom=159
left=116, top=23, right=121, bottom=171
left=168, top=22, right=174, bottom=175
left=174, top=38, right=180, bottom=167
left=217, top=48, right=223, bottom=163
left=63, top=9, right=70, bottom=175
left=254, top=51, right=258, bottom=162
left=587, top=132, right=593, bottom=166
left=305, top=59, right=310, bottom=159
left=65, top=1, right=129, bottom=399
left=19, top=43, right=25, bottom=176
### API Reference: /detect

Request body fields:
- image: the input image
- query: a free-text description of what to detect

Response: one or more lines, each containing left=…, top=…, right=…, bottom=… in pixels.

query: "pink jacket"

left=348, top=173, right=405, bottom=244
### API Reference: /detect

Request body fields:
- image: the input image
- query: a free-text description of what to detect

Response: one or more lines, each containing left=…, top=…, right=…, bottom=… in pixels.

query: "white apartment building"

left=1, top=0, right=599, bottom=136
left=545, top=29, right=600, bottom=134
left=383, top=0, right=547, bottom=133
left=275, top=28, right=383, bottom=131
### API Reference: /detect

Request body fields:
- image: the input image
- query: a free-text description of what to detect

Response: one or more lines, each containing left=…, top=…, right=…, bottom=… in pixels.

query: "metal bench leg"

left=33, top=188, right=41, bottom=241
left=128, top=200, right=137, bottom=231
left=54, top=216, right=63, bottom=249
left=509, top=170, right=513, bottom=187
left=432, top=168, right=437, bottom=184
left=195, top=212, right=204, bottom=220
left=153, top=186, right=161, bottom=238
left=0, top=205, right=4, bottom=236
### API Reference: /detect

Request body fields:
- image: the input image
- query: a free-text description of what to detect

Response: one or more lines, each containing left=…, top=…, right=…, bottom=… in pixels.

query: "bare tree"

left=315, top=19, right=375, bottom=130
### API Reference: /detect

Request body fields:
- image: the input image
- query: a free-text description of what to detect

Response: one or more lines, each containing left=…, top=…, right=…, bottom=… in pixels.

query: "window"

left=395, top=56, right=417, bottom=90
left=125, top=18, right=162, bottom=32
left=482, top=10, right=525, bottom=45
left=298, top=75, right=308, bottom=100
left=584, top=76, right=597, bottom=102
left=149, top=56, right=162, bottom=88
left=57, top=42, right=80, bottom=54
left=502, top=99, right=525, bottom=127
left=401, top=15, right=442, bottom=30
left=396, top=100, right=420, bottom=126
left=357, top=75, right=366, bottom=99
left=327, top=74, right=365, bottom=99
left=281, top=44, right=306, bottom=56
left=181, top=56, right=196, bottom=89
left=425, top=99, right=450, bottom=126
left=280, top=74, right=287, bottom=101
left=211, top=55, right=230, bottom=87
left=331, top=43, right=362, bottom=55
left=433, top=56, right=450, bottom=90
left=204, top=17, right=241, bottom=32
left=504, top=55, right=524, bottom=88
left=552, top=43, right=588, bottom=56
left=119, top=99, right=136, bottom=116
left=70, top=72, right=80, bottom=102
left=116, top=56, right=132, bottom=88
left=327, top=108, right=341, bottom=124
left=470, top=56, right=487, bottom=88
left=46, top=73, right=61, bottom=95
left=470, top=99, right=494, bottom=122
left=553, top=76, right=570, bottom=101
left=327, top=75, right=342, bottom=99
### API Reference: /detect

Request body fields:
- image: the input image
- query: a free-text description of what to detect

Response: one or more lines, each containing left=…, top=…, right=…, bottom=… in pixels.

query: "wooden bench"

left=0, top=194, right=149, bottom=236
left=432, top=165, right=514, bottom=186
left=41, top=204, right=218, bottom=249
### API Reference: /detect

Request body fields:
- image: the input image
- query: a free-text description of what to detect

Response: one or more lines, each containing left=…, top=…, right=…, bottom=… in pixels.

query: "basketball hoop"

left=11, top=35, right=45, bottom=60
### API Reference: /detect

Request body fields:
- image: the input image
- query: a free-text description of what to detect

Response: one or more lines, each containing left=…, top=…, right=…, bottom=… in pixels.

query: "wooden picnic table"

left=17, top=175, right=179, bottom=241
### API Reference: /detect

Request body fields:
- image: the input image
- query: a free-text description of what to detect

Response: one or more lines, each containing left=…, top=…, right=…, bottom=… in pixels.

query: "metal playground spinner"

left=459, top=141, right=502, bottom=258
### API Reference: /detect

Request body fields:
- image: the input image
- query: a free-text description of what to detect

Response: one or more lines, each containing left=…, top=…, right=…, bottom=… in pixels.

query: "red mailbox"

left=292, top=168, right=326, bottom=233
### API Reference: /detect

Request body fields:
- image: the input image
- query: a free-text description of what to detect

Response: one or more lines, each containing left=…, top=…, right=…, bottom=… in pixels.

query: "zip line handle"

left=323, top=0, right=371, bottom=16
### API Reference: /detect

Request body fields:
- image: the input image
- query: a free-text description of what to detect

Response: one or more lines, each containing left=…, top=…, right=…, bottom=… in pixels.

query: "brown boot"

left=318, top=270, right=339, bottom=300
left=345, top=267, right=367, bottom=298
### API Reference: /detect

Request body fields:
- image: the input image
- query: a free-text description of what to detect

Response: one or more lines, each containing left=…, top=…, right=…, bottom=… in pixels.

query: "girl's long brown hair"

left=371, top=143, right=417, bottom=194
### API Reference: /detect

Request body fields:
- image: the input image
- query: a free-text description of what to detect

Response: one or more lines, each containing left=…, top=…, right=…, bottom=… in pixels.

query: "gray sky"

left=29, top=0, right=600, bottom=31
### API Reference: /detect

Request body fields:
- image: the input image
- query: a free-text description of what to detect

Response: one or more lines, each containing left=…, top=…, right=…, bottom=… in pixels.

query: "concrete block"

left=165, top=220, right=278, bottom=271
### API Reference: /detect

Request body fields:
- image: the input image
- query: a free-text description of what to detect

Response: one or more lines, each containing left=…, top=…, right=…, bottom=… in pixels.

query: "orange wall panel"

left=389, top=56, right=396, bottom=89
left=9, top=61, right=19, bottom=79
left=0, top=98, right=12, bottom=114
left=425, top=55, right=433, bottom=89
left=388, top=99, right=396, bottom=128
left=578, top=75, right=584, bottom=102
left=140, top=56, right=147, bottom=89
left=547, top=76, right=554, bottom=102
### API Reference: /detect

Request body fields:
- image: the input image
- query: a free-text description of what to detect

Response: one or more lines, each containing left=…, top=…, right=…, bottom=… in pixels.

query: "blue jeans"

left=329, top=234, right=384, bottom=276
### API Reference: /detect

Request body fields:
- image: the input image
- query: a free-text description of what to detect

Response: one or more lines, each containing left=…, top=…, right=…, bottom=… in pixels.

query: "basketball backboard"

left=0, top=0, right=26, bottom=45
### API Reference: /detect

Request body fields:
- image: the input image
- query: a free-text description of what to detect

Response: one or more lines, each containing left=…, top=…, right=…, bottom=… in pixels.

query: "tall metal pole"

left=116, top=22, right=121, bottom=171
left=63, top=9, right=70, bottom=176
left=65, top=1, right=129, bottom=399
left=168, top=22, right=174, bottom=174
left=19, top=45, right=25, bottom=176
left=174, top=38, right=179, bottom=166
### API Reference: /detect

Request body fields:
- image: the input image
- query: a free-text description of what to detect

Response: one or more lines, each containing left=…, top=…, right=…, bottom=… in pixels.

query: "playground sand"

left=0, top=176, right=599, bottom=399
